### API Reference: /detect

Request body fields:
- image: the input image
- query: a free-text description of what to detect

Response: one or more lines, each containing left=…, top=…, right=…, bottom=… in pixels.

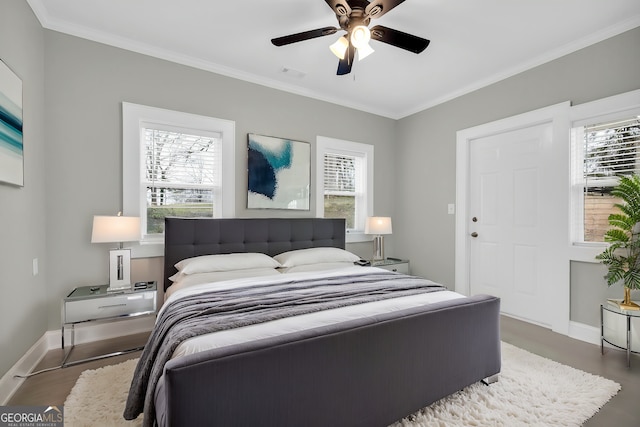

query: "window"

left=323, top=152, right=362, bottom=229
left=570, top=90, right=640, bottom=249
left=143, top=127, right=221, bottom=234
left=123, top=103, right=235, bottom=255
left=574, top=116, right=640, bottom=242
left=316, top=136, right=373, bottom=242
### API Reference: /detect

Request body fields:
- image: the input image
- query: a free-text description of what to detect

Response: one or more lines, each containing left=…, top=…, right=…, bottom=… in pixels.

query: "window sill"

left=346, top=231, right=371, bottom=244
left=130, top=240, right=164, bottom=258
left=569, top=243, right=606, bottom=263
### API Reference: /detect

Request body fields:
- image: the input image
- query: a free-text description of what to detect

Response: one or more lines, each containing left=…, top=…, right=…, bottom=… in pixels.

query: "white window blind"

left=324, top=153, right=357, bottom=193
left=583, top=116, right=640, bottom=189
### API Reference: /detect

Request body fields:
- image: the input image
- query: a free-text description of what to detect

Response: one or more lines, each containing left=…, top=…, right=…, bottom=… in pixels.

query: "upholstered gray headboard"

left=163, top=217, right=346, bottom=290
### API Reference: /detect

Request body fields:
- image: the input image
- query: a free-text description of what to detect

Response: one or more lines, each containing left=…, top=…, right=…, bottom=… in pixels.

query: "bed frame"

left=154, top=217, right=501, bottom=427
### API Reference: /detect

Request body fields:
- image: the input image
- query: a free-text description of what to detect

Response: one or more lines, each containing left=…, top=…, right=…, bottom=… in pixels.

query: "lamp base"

left=372, top=235, right=385, bottom=261
left=108, top=248, right=132, bottom=292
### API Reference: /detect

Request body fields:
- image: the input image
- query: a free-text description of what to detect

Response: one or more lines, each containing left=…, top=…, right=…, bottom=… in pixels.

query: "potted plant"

left=596, top=174, right=640, bottom=310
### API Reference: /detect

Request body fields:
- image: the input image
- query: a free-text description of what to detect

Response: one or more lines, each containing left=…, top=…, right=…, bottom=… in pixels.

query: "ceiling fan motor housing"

left=335, top=2, right=372, bottom=32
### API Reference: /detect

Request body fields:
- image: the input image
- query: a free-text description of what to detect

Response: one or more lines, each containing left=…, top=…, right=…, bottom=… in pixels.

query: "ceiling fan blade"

left=271, top=27, right=338, bottom=46
left=370, top=25, right=430, bottom=53
left=365, top=0, right=406, bottom=19
left=337, top=42, right=356, bottom=75
left=324, top=0, right=351, bottom=17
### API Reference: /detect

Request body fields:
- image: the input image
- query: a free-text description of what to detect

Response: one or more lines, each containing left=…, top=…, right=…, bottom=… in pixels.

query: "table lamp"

left=365, top=216, right=392, bottom=261
left=91, top=213, right=140, bottom=292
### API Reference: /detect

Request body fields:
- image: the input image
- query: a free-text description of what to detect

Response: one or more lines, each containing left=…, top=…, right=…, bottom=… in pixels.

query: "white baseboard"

left=0, top=333, right=51, bottom=405
left=568, top=320, right=601, bottom=346
left=0, top=316, right=154, bottom=405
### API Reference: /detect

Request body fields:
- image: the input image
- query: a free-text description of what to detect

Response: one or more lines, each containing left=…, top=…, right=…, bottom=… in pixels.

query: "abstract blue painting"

left=0, top=59, right=23, bottom=187
left=248, top=134, right=310, bottom=210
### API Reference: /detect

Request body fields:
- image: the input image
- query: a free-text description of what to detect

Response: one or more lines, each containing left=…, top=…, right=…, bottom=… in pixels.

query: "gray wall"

left=0, top=2, right=47, bottom=376
left=43, top=31, right=398, bottom=331
left=395, top=27, right=640, bottom=327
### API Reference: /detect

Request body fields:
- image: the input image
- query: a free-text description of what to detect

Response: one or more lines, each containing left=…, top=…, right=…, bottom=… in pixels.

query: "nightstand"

left=601, top=301, right=640, bottom=367
left=61, top=282, right=157, bottom=367
left=371, top=258, right=410, bottom=274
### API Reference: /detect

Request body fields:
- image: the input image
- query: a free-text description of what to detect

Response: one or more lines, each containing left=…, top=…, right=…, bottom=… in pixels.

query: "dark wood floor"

left=8, top=316, right=640, bottom=425
left=8, top=332, right=147, bottom=407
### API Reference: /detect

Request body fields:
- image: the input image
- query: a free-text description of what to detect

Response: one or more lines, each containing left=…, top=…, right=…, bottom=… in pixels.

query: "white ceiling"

left=27, top=0, right=640, bottom=119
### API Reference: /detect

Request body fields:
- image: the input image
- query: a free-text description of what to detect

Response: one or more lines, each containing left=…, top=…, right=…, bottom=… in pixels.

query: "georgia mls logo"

left=44, top=406, right=63, bottom=417
left=0, top=405, right=63, bottom=426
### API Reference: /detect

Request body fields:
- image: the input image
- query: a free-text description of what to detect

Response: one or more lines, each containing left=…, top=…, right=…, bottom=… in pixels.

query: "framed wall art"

left=0, top=59, right=23, bottom=187
left=247, top=133, right=310, bottom=210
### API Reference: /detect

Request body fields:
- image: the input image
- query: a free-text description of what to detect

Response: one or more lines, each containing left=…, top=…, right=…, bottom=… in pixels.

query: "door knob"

left=471, top=232, right=478, bottom=238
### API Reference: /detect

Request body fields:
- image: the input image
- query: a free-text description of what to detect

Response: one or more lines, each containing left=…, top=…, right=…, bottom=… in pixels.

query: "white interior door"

left=468, top=123, right=552, bottom=326
left=456, top=102, right=570, bottom=334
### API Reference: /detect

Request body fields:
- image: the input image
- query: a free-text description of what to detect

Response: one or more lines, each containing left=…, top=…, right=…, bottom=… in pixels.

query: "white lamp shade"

left=357, top=43, right=375, bottom=61
left=365, top=217, right=392, bottom=235
left=91, top=215, right=141, bottom=243
left=330, top=36, right=349, bottom=59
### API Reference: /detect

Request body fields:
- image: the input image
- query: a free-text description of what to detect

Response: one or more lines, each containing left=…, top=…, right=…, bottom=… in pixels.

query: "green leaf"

left=625, top=269, right=640, bottom=290
left=604, top=229, right=629, bottom=244
left=604, top=266, right=625, bottom=286
left=607, top=213, right=634, bottom=231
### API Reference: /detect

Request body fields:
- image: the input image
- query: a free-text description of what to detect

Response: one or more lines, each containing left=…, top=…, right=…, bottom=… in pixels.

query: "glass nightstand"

left=601, top=301, right=640, bottom=367
left=62, top=281, right=157, bottom=367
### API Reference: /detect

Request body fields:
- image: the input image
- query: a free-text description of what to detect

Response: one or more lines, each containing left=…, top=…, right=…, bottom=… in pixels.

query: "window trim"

left=316, top=135, right=373, bottom=243
left=569, top=89, right=640, bottom=262
left=123, top=102, right=235, bottom=257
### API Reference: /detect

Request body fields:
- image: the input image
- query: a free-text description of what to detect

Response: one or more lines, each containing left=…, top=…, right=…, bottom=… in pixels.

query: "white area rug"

left=63, top=342, right=620, bottom=427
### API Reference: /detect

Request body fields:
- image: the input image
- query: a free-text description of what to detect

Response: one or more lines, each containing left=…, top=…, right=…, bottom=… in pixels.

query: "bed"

left=125, top=217, right=501, bottom=427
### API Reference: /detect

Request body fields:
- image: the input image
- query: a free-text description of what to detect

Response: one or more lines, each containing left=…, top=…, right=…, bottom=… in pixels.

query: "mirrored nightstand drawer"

left=371, top=258, right=410, bottom=274
left=64, top=290, right=156, bottom=323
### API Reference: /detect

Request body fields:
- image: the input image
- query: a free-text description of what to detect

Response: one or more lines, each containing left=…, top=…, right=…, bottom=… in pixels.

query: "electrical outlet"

left=32, top=258, right=39, bottom=276
left=447, top=204, right=455, bottom=215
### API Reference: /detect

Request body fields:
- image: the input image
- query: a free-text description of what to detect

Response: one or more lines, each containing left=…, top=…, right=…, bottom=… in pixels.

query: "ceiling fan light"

left=357, top=43, right=374, bottom=61
left=329, top=36, right=349, bottom=59
left=350, top=25, right=371, bottom=49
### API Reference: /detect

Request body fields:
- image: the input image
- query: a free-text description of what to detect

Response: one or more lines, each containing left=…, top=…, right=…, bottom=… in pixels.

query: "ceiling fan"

left=271, top=0, right=430, bottom=75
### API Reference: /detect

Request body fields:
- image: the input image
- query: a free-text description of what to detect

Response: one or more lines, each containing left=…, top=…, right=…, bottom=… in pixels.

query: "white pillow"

left=279, top=262, right=358, bottom=274
left=175, top=253, right=281, bottom=275
left=274, top=247, right=360, bottom=268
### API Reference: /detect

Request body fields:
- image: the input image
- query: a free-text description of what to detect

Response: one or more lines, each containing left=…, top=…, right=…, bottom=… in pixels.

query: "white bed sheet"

left=164, top=266, right=466, bottom=359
